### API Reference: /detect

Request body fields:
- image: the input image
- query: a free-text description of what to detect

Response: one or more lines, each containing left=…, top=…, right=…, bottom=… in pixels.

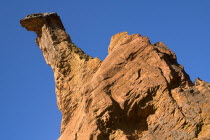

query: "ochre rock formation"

left=20, top=13, right=210, bottom=140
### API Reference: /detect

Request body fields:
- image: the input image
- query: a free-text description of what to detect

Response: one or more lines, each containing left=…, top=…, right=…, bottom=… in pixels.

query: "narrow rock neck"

left=36, top=24, right=72, bottom=67
left=20, top=13, right=93, bottom=72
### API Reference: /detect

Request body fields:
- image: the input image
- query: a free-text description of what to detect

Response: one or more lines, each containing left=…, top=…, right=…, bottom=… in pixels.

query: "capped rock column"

left=20, top=13, right=102, bottom=134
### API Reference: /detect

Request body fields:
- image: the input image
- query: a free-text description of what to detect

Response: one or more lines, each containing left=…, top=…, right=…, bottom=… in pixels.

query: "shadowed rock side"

left=20, top=13, right=210, bottom=140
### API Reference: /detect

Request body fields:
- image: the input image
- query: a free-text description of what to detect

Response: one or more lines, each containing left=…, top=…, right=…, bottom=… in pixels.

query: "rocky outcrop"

left=20, top=13, right=210, bottom=140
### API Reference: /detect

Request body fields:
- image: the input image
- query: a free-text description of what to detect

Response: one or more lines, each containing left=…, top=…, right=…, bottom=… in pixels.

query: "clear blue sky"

left=0, top=0, right=209, bottom=140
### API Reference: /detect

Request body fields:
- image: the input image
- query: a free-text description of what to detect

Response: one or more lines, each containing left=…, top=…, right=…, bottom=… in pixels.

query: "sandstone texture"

left=20, top=13, right=210, bottom=140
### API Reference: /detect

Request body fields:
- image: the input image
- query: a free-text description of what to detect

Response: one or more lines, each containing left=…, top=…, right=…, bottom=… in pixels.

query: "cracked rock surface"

left=20, top=13, right=210, bottom=140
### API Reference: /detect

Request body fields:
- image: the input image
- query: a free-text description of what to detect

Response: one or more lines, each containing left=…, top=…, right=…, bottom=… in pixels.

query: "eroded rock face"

left=20, top=13, right=210, bottom=140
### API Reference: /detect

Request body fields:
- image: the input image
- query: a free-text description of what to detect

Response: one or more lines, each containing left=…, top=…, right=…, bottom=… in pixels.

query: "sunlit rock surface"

left=20, top=13, right=210, bottom=140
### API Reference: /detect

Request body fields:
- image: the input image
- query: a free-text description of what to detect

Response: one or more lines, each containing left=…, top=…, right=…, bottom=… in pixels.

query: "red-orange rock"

left=20, top=13, right=210, bottom=140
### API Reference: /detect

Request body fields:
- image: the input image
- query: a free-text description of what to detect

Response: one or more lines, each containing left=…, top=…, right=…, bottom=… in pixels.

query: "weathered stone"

left=20, top=13, right=210, bottom=140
